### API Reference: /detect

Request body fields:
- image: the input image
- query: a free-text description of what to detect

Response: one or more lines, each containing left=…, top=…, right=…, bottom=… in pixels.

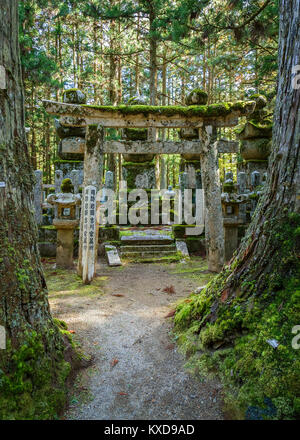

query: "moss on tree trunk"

left=0, top=1, right=74, bottom=419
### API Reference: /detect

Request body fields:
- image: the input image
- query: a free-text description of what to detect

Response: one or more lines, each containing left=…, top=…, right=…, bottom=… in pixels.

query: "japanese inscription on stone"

left=82, top=185, right=98, bottom=283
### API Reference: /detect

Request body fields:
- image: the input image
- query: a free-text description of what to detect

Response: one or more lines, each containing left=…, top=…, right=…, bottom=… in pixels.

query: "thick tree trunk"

left=0, top=0, right=69, bottom=419
left=224, top=0, right=300, bottom=292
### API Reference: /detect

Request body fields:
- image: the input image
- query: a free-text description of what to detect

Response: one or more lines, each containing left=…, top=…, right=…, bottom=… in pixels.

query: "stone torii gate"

left=43, top=98, right=255, bottom=283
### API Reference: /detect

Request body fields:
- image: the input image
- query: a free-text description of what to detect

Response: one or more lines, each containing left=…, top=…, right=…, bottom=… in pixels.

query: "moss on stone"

left=122, top=160, right=155, bottom=168
left=127, top=96, right=147, bottom=105
left=54, top=159, right=82, bottom=164
left=63, top=89, right=86, bottom=105
left=249, top=94, right=268, bottom=109
left=82, top=101, right=255, bottom=118
left=61, top=178, right=73, bottom=193
left=223, top=183, right=235, bottom=193
left=186, top=89, right=208, bottom=106
left=123, top=128, right=148, bottom=141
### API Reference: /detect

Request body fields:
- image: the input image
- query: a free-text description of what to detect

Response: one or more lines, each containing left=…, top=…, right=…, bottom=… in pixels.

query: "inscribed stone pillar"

left=78, top=124, right=104, bottom=283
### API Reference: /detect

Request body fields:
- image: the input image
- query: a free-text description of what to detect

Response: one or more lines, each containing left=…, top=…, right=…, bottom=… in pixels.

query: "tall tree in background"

left=0, top=0, right=71, bottom=419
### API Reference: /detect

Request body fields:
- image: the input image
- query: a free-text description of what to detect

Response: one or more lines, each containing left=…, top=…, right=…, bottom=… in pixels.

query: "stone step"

left=120, top=250, right=178, bottom=258
left=121, top=253, right=180, bottom=264
left=121, top=235, right=174, bottom=245
left=120, top=244, right=176, bottom=253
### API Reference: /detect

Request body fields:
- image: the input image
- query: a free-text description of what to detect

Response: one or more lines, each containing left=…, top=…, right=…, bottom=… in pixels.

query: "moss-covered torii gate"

left=43, top=100, right=255, bottom=283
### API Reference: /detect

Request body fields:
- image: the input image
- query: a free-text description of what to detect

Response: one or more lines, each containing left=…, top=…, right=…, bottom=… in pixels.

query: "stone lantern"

left=47, top=179, right=81, bottom=269
left=221, top=172, right=245, bottom=261
left=122, top=96, right=156, bottom=192
left=179, top=89, right=208, bottom=190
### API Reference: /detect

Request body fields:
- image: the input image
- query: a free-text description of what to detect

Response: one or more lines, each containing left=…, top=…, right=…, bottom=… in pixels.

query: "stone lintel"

left=60, top=139, right=239, bottom=156
left=216, top=139, right=239, bottom=154
left=43, top=100, right=255, bottom=129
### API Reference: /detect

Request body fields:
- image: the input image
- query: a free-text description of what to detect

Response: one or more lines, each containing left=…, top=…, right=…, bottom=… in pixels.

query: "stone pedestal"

left=53, top=219, right=79, bottom=268
left=223, top=219, right=243, bottom=261
left=47, top=187, right=81, bottom=269
left=179, top=128, right=202, bottom=189
left=122, top=153, right=156, bottom=190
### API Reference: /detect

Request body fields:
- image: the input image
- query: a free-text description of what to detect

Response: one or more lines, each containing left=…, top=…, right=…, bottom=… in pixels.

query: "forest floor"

left=44, top=257, right=225, bottom=420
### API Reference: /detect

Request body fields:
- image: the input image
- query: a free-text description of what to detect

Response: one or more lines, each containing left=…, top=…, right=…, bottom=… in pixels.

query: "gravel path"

left=49, top=262, right=224, bottom=420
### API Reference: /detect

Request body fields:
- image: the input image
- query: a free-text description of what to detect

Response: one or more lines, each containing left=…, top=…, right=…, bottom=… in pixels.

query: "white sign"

left=82, top=185, right=98, bottom=284
left=0, top=326, right=6, bottom=350
left=0, top=182, right=6, bottom=188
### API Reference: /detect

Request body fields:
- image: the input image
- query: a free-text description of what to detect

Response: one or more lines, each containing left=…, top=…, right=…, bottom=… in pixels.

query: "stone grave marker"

left=82, top=185, right=98, bottom=284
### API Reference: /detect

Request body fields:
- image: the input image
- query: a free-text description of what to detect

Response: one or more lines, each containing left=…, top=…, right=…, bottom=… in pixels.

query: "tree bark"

left=0, top=0, right=69, bottom=419
left=213, top=0, right=300, bottom=294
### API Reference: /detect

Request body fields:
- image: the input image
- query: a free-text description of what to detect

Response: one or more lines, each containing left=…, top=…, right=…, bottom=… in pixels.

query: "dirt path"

left=47, top=259, right=224, bottom=420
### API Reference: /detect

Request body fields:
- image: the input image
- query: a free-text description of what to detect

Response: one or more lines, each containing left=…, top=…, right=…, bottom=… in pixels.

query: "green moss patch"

left=0, top=329, right=71, bottom=420
left=82, top=101, right=255, bottom=118
left=186, top=89, right=208, bottom=106
left=45, top=268, right=107, bottom=298
left=173, top=213, right=300, bottom=419
left=123, top=128, right=148, bottom=141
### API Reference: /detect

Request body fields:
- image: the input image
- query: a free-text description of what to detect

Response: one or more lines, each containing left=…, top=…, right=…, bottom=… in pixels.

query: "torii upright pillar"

left=78, top=124, right=104, bottom=284
left=199, top=127, right=225, bottom=272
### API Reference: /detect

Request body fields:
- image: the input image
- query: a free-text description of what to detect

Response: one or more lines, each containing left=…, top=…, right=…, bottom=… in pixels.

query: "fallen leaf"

left=221, top=288, right=230, bottom=303
left=69, top=330, right=76, bottom=334
left=165, top=344, right=175, bottom=350
left=163, top=285, right=176, bottom=294
left=111, top=294, right=125, bottom=297
left=118, top=392, right=128, bottom=396
left=111, top=359, right=119, bottom=367
left=164, top=309, right=176, bottom=318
